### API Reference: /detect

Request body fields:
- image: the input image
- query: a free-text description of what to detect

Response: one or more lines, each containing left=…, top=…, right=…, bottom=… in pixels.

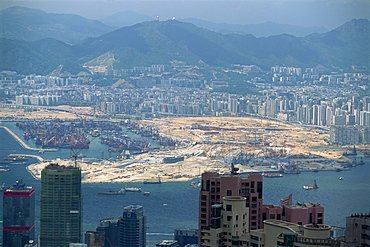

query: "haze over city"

left=0, top=0, right=369, bottom=246
left=2, top=0, right=370, bottom=29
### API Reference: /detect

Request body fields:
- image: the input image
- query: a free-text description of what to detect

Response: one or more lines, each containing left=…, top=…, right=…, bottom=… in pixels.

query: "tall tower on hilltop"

left=2, top=180, right=35, bottom=247
left=39, top=163, right=82, bottom=247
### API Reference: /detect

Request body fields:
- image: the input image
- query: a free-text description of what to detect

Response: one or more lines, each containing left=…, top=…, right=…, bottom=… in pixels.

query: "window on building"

left=201, top=195, right=207, bottom=200
left=270, top=214, right=275, bottom=219
left=226, top=204, right=232, bottom=211
left=227, top=216, right=232, bottom=221
left=227, top=190, right=232, bottom=196
left=252, top=197, right=257, bottom=202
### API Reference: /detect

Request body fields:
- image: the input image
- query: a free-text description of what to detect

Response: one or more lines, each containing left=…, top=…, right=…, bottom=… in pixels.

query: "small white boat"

left=339, top=177, right=344, bottom=180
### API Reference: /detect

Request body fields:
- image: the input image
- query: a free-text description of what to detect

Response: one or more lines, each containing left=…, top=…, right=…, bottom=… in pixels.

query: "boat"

left=283, top=169, right=300, bottom=174
left=0, top=183, right=8, bottom=190
left=11, top=162, right=27, bottom=165
left=97, top=189, right=126, bottom=195
left=262, top=173, right=283, bottom=178
left=339, top=177, right=344, bottom=180
left=303, top=179, right=319, bottom=190
left=0, top=161, right=12, bottom=164
left=190, top=181, right=201, bottom=187
left=124, top=186, right=141, bottom=192
left=358, top=158, right=365, bottom=165
left=4, top=156, right=28, bottom=161
left=343, top=145, right=357, bottom=156
left=143, top=192, right=151, bottom=195
left=143, top=177, right=161, bottom=184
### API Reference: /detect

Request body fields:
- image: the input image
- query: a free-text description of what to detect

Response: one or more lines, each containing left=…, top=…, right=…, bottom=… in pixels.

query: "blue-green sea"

left=0, top=122, right=369, bottom=246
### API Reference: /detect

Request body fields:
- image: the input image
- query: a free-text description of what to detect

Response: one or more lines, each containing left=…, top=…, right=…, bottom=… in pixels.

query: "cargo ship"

left=4, top=156, right=28, bottom=161
left=97, top=189, right=126, bottom=195
left=143, top=177, right=161, bottom=184
left=124, top=186, right=141, bottom=192
left=303, top=180, right=319, bottom=190
left=15, top=120, right=90, bottom=149
left=262, top=173, right=283, bottom=178
left=343, top=145, right=357, bottom=156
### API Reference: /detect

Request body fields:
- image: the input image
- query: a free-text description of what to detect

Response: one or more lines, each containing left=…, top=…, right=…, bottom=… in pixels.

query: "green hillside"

left=0, top=18, right=369, bottom=75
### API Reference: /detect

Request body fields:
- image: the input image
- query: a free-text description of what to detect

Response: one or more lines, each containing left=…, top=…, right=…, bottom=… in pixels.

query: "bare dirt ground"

left=3, top=107, right=368, bottom=183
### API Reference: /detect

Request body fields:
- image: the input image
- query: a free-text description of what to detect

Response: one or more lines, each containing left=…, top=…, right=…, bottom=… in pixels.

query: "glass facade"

left=2, top=181, right=35, bottom=247
left=120, top=205, right=147, bottom=247
left=39, top=163, right=82, bottom=247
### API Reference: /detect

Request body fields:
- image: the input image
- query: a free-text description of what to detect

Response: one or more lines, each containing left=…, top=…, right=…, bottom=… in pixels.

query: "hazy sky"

left=1, top=0, right=369, bottom=29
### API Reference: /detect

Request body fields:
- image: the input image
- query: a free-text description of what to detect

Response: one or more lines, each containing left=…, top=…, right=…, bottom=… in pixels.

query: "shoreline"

left=0, top=126, right=57, bottom=152
left=1, top=116, right=367, bottom=184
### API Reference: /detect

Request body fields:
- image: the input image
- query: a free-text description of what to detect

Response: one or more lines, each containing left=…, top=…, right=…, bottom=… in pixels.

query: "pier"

left=0, top=126, right=57, bottom=152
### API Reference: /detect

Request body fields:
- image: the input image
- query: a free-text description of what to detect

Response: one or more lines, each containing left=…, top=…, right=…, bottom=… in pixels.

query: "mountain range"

left=0, top=6, right=115, bottom=45
left=0, top=6, right=369, bottom=75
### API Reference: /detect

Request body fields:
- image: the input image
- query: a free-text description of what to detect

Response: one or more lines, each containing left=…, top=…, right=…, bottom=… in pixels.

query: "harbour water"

left=1, top=122, right=369, bottom=246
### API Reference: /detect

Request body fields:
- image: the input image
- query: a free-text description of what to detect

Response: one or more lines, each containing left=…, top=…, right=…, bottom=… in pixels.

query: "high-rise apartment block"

left=198, top=169, right=325, bottom=246
left=39, top=163, right=82, bottom=247
left=96, top=204, right=146, bottom=247
left=198, top=167, right=262, bottom=244
left=343, top=213, right=370, bottom=247
left=2, top=181, right=35, bottom=247
left=201, top=196, right=249, bottom=247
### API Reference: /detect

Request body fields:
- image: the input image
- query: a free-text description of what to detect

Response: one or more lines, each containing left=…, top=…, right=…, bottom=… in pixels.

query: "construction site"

left=2, top=106, right=368, bottom=183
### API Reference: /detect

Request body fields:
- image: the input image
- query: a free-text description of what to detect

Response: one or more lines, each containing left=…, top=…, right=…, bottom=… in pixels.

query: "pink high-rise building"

left=198, top=168, right=324, bottom=246
left=198, top=166, right=263, bottom=244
